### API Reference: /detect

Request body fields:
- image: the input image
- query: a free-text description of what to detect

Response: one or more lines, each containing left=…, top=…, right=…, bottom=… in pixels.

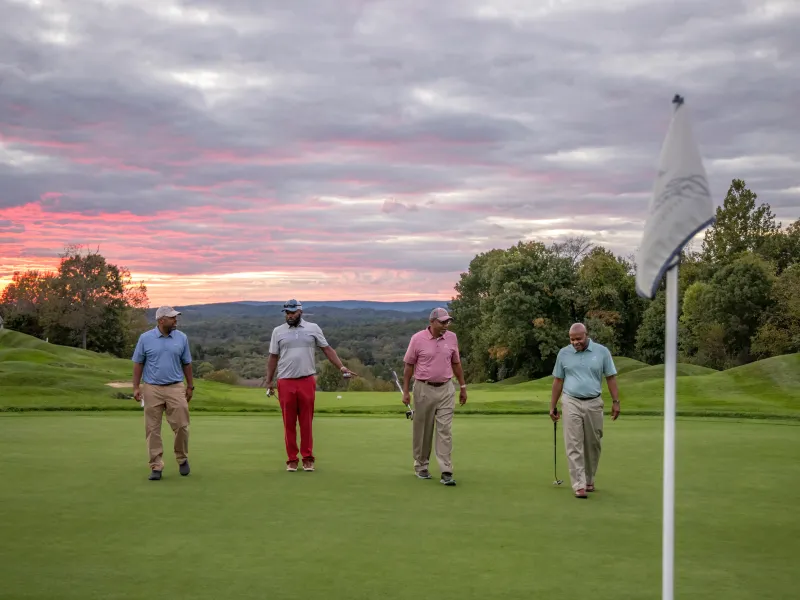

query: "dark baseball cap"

left=282, top=299, right=303, bottom=312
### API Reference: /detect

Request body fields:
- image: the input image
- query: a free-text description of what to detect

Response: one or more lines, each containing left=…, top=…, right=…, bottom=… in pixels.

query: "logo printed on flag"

left=635, top=95, right=716, bottom=299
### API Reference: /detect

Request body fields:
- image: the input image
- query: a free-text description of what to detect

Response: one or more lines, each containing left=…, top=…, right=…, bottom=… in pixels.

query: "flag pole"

left=635, top=92, right=714, bottom=600
left=663, top=262, right=678, bottom=600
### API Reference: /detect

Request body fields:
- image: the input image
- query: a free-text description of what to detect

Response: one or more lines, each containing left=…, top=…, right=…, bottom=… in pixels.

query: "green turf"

left=2, top=328, right=799, bottom=419
left=0, top=414, right=797, bottom=599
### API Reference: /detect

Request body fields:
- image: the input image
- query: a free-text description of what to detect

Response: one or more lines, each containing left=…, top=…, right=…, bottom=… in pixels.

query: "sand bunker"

left=106, top=382, right=132, bottom=388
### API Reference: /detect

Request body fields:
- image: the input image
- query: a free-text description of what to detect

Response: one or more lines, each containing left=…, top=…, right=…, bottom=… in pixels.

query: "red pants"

left=277, top=376, right=316, bottom=463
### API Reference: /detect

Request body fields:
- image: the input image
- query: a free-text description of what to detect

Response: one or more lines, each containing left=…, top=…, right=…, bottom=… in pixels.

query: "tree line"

left=449, top=179, right=800, bottom=382
left=2, top=178, right=797, bottom=389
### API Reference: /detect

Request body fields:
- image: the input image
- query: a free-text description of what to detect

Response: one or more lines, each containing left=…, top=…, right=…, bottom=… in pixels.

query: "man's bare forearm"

left=403, top=363, right=414, bottom=394
left=265, top=354, right=279, bottom=384
left=606, top=375, right=620, bottom=403
left=132, top=363, right=144, bottom=388
left=182, top=364, right=193, bottom=388
left=451, top=362, right=466, bottom=387
left=550, top=378, right=564, bottom=411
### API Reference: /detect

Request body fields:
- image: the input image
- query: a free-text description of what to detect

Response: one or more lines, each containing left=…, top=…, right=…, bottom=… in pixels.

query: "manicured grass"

left=2, top=328, right=799, bottom=419
left=0, top=414, right=797, bottom=599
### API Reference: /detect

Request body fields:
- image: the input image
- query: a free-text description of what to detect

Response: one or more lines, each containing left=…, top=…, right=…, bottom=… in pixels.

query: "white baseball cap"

left=155, top=306, right=181, bottom=319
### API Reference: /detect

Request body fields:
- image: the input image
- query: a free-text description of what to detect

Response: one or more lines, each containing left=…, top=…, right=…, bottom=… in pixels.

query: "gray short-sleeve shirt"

left=269, top=319, right=330, bottom=379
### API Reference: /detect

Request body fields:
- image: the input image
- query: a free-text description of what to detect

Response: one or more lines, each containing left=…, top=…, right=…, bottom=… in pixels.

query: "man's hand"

left=133, top=387, right=142, bottom=403
left=459, top=386, right=467, bottom=405
left=185, top=386, right=193, bottom=402
left=267, top=384, right=277, bottom=399
left=611, top=400, right=620, bottom=421
left=550, top=406, right=560, bottom=422
left=341, top=366, right=357, bottom=378
left=402, top=391, right=411, bottom=406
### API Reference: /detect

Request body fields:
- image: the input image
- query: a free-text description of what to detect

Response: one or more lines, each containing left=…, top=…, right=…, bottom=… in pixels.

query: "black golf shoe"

left=149, top=470, right=162, bottom=481
left=440, top=472, right=456, bottom=486
left=179, top=460, right=190, bottom=476
left=416, top=470, right=432, bottom=479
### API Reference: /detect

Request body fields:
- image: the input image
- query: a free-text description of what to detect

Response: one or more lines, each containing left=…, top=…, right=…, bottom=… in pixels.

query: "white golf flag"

left=635, top=96, right=715, bottom=299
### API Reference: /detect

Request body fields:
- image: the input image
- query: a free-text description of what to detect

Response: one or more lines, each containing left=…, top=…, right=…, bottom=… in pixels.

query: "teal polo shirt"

left=552, top=339, right=617, bottom=399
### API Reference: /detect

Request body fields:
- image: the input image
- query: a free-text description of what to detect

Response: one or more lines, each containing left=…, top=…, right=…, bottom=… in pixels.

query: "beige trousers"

left=411, top=380, right=455, bottom=474
left=562, top=393, right=604, bottom=492
left=142, top=383, right=190, bottom=471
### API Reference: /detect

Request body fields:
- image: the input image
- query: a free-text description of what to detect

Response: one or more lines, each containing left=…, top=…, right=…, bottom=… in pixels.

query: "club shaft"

left=554, top=422, right=557, bottom=478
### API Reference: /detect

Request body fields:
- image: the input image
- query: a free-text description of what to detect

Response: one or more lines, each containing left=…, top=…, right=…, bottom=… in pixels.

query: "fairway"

left=1, top=414, right=798, bottom=600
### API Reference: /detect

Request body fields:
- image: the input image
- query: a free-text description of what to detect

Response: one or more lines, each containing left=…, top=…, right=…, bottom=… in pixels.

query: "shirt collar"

left=570, top=339, right=593, bottom=353
left=427, top=326, right=446, bottom=340
left=155, top=327, right=173, bottom=338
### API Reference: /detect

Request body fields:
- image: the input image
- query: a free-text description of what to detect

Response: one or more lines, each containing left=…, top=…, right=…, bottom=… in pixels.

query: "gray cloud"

left=1, top=0, right=798, bottom=299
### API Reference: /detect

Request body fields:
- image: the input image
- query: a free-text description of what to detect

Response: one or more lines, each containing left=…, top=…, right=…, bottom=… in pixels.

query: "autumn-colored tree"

left=0, top=245, right=149, bottom=356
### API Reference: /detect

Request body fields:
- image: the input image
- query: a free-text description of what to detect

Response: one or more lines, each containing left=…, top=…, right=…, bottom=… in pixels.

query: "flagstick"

left=663, top=263, right=678, bottom=600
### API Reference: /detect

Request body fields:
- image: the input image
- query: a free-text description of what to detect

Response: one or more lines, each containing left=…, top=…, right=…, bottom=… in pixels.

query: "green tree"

left=194, top=361, right=215, bottom=378
left=576, top=247, right=645, bottom=356
left=635, top=291, right=666, bottom=365
left=346, top=376, right=371, bottom=392
left=679, top=281, right=718, bottom=360
left=316, top=361, right=343, bottom=391
left=751, top=263, right=800, bottom=357
left=710, top=253, right=775, bottom=363
left=451, top=241, right=579, bottom=382
left=750, top=323, right=792, bottom=359
left=701, top=179, right=779, bottom=264
left=759, top=218, right=800, bottom=275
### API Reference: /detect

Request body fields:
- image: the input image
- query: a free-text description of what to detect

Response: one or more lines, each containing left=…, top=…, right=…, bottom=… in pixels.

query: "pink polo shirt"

left=403, top=327, right=461, bottom=382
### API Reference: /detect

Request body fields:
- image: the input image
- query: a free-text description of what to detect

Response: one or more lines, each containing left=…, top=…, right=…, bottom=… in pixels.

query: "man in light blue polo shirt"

left=132, top=305, right=194, bottom=481
left=550, top=323, right=620, bottom=499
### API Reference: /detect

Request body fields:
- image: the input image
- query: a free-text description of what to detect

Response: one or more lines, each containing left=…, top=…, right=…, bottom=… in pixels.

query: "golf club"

left=553, top=407, right=564, bottom=486
left=392, top=370, right=413, bottom=420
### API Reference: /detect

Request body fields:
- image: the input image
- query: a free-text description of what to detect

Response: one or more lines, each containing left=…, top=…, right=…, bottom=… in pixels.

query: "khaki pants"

left=142, top=383, right=189, bottom=471
left=412, top=380, right=455, bottom=474
left=562, top=393, right=604, bottom=492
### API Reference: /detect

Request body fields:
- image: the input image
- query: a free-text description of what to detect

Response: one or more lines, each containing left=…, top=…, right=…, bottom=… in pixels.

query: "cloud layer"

left=2, top=0, right=798, bottom=305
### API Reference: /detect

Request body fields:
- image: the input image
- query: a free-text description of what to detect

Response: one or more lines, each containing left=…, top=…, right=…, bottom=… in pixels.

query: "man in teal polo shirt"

left=550, top=323, right=620, bottom=498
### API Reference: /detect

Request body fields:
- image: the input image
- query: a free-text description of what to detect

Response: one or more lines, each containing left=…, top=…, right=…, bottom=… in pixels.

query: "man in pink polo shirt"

left=402, top=307, right=467, bottom=486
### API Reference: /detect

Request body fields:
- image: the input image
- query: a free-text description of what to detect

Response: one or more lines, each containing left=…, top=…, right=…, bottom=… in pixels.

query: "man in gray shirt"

left=265, top=299, right=355, bottom=472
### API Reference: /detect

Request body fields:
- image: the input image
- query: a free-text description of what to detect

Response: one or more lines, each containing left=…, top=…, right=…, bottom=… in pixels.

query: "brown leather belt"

left=418, top=380, right=449, bottom=387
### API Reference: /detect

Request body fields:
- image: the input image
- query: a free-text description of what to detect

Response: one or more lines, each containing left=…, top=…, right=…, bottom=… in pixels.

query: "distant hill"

left=145, top=300, right=447, bottom=320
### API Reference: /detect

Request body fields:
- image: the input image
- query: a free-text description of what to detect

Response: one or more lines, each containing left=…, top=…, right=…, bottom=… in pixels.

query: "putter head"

left=553, top=479, right=564, bottom=486
left=405, top=408, right=414, bottom=420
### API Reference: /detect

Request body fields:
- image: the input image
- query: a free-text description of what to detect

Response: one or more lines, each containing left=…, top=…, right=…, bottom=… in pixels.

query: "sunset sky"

left=2, top=0, right=798, bottom=307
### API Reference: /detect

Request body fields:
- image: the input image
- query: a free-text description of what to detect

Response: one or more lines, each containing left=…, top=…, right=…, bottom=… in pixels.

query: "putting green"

left=0, top=414, right=797, bottom=599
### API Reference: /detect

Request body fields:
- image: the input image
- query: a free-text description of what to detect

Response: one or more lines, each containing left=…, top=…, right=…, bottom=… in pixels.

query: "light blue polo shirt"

left=132, top=327, right=192, bottom=385
left=553, top=339, right=617, bottom=399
